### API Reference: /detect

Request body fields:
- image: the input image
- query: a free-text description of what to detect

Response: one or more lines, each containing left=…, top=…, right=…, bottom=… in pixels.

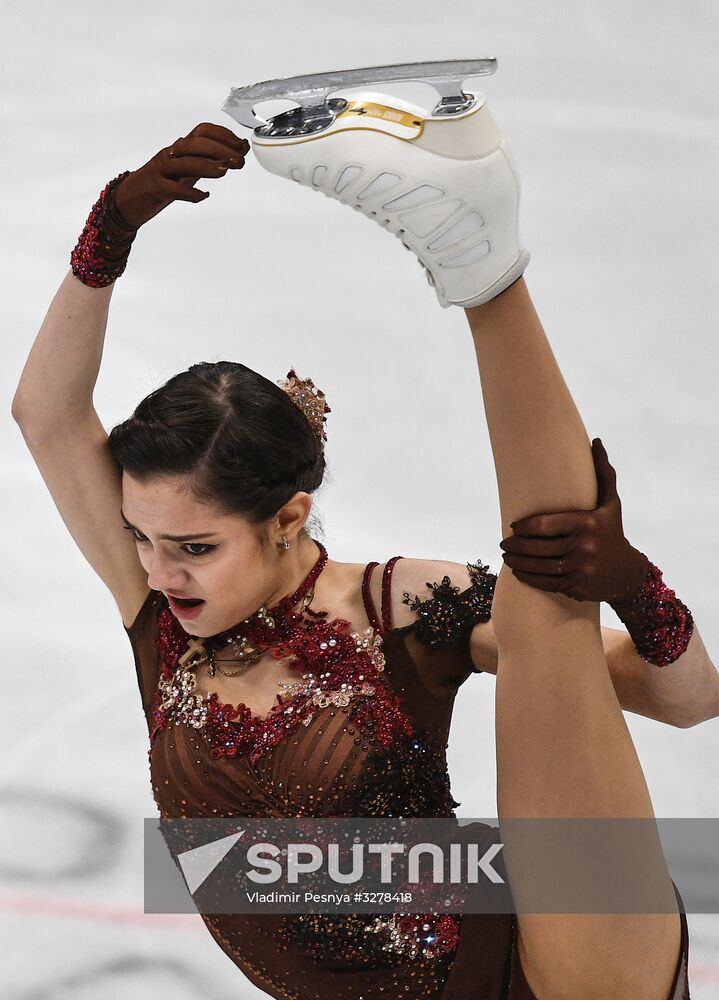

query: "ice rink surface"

left=2, top=0, right=718, bottom=995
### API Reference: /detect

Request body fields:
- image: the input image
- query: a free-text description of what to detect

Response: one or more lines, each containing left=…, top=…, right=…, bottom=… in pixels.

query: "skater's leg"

left=467, top=278, right=681, bottom=999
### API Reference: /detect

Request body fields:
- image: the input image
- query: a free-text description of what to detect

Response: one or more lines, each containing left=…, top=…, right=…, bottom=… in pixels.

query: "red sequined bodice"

left=129, top=558, right=486, bottom=1000
left=124, top=551, right=690, bottom=1000
left=152, top=603, right=411, bottom=767
left=126, top=554, right=506, bottom=998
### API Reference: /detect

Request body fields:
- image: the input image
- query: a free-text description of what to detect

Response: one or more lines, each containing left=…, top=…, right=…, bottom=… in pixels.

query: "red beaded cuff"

left=70, top=171, right=137, bottom=287
left=610, top=562, right=694, bottom=667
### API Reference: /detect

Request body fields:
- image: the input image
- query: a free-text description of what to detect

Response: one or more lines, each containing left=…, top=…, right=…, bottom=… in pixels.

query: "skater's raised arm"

left=12, top=124, right=250, bottom=624
left=12, top=274, right=115, bottom=430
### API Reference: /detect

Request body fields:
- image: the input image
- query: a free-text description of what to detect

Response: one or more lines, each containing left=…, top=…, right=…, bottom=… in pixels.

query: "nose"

left=146, top=550, right=188, bottom=594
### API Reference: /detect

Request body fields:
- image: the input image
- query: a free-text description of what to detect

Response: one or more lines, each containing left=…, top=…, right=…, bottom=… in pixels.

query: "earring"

left=280, top=535, right=291, bottom=550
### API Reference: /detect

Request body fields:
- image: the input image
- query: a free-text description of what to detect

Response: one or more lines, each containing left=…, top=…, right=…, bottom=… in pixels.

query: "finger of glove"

left=500, top=535, right=574, bottom=557
left=501, top=553, right=569, bottom=575
left=157, top=178, right=211, bottom=203
left=170, top=135, right=249, bottom=162
left=592, top=438, right=618, bottom=505
left=163, top=155, right=240, bottom=180
left=510, top=511, right=588, bottom=537
left=185, top=122, right=249, bottom=151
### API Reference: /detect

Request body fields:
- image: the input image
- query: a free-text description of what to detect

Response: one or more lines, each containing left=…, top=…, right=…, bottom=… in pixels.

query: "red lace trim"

left=150, top=606, right=414, bottom=766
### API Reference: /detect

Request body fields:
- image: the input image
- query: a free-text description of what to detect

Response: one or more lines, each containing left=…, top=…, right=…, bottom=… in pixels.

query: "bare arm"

left=598, top=623, right=719, bottom=729
left=11, top=270, right=152, bottom=624
left=12, top=271, right=113, bottom=426
left=12, top=123, right=251, bottom=625
left=471, top=616, right=719, bottom=729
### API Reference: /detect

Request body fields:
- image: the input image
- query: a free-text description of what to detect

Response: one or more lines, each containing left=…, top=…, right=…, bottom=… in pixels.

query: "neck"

left=212, top=534, right=325, bottom=658
left=268, top=534, right=322, bottom=606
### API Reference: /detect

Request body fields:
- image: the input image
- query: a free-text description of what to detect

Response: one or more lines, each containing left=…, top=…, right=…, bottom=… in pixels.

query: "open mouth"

left=168, top=595, right=205, bottom=611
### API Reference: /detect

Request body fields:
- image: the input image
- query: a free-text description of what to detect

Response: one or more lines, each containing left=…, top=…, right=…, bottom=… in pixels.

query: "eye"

left=183, top=543, right=215, bottom=559
left=124, top=525, right=148, bottom=543
left=122, top=525, right=214, bottom=559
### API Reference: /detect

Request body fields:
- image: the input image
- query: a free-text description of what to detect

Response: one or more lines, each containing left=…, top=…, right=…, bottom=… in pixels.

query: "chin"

left=204, top=609, right=246, bottom=636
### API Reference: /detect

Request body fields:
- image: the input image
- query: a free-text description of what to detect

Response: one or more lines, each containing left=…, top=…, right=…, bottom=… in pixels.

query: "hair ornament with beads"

left=278, top=369, right=331, bottom=447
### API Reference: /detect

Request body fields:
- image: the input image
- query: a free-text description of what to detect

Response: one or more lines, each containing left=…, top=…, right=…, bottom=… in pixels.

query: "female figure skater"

left=12, top=104, right=711, bottom=998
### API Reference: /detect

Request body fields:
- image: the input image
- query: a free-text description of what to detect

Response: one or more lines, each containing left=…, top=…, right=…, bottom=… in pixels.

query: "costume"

left=124, top=551, right=690, bottom=999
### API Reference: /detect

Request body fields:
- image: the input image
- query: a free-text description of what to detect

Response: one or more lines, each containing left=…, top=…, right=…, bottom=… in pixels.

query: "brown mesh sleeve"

left=401, top=612, right=479, bottom=700
left=123, top=588, right=167, bottom=732
left=399, top=562, right=497, bottom=698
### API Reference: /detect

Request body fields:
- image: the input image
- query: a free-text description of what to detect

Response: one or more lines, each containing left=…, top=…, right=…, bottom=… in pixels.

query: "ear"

left=273, top=491, right=313, bottom=543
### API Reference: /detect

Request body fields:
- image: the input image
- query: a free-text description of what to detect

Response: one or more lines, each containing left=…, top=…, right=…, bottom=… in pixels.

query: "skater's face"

left=121, top=472, right=307, bottom=635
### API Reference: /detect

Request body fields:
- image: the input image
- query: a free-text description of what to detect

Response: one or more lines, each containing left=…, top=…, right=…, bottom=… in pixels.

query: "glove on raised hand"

left=498, top=438, right=650, bottom=603
left=71, top=124, right=249, bottom=286
left=112, top=123, right=250, bottom=230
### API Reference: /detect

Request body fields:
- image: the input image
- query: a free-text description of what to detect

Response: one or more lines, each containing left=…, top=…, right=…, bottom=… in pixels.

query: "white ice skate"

left=223, top=60, right=530, bottom=309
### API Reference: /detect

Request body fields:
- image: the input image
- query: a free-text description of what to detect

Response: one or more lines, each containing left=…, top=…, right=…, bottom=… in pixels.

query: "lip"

left=167, top=595, right=206, bottom=619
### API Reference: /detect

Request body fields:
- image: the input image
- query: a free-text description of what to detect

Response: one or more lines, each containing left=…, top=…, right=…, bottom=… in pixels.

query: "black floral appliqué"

left=402, top=560, right=497, bottom=649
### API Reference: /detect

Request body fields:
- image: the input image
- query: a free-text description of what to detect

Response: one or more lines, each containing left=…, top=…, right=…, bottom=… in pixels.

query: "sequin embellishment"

left=70, top=172, right=136, bottom=287
left=367, top=912, right=461, bottom=958
left=278, top=906, right=462, bottom=966
left=402, top=559, right=496, bottom=649
left=151, top=609, right=414, bottom=765
left=610, top=562, right=694, bottom=667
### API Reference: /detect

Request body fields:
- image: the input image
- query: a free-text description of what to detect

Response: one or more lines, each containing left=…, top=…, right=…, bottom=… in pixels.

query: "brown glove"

left=498, top=438, right=650, bottom=603
left=112, top=122, right=250, bottom=230
left=71, top=123, right=250, bottom=286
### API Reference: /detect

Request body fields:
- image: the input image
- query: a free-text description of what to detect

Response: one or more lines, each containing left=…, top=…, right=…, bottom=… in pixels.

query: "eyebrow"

left=120, top=509, right=220, bottom=543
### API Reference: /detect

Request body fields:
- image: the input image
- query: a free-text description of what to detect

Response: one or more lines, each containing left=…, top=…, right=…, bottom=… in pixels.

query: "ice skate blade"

left=223, top=58, right=497, bottom=133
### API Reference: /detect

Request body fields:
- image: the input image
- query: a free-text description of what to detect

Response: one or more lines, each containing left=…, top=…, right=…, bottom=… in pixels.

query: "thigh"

left=508, top=885, right=690, bottom=1000
left=493, top=566, right=683, bottom=997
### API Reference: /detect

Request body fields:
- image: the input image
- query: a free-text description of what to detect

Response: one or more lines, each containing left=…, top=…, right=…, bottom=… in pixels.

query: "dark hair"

left=108, top=362, right=326, bottom=534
